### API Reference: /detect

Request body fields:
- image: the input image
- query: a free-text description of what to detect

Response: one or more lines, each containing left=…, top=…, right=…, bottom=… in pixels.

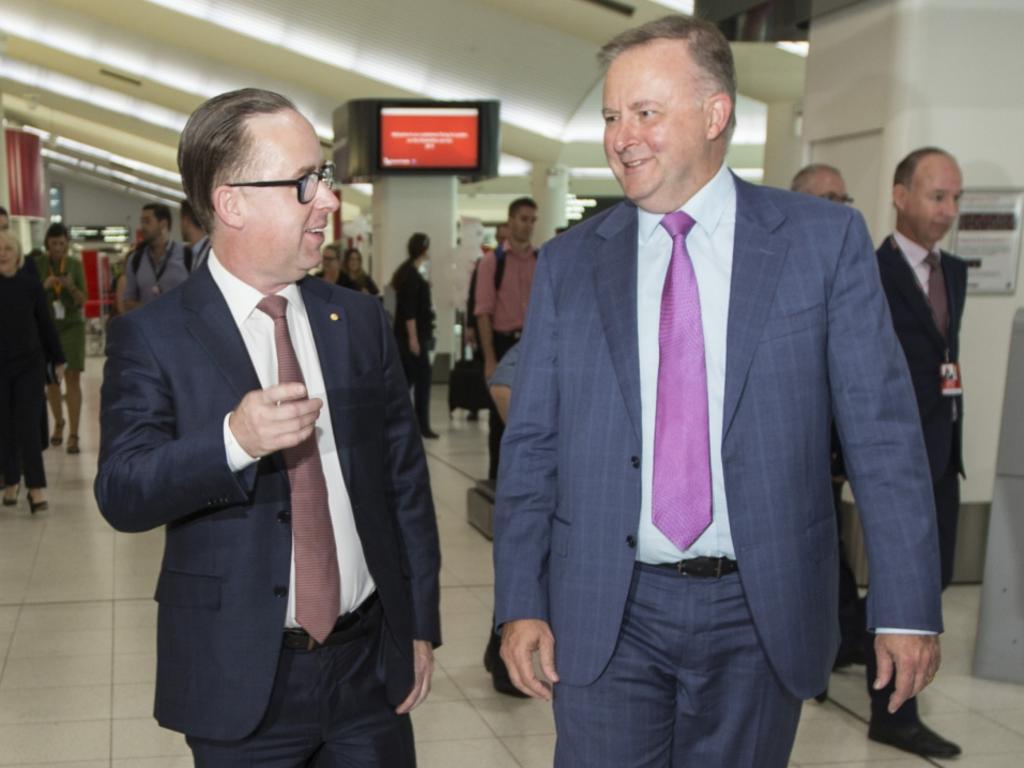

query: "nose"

left=606, top=120, right=635, bottom=155
left=315, top=179, right=340, bottom=213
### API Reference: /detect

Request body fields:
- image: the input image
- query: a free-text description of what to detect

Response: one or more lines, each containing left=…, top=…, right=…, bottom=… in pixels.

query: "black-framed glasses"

left=228, top=162, right=335, bottom=204
left=822, top=192, right=854, bottom=205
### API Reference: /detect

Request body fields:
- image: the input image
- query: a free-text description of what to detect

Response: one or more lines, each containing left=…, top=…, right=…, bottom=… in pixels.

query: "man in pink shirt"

left=473, top=196, right=538, bottom=480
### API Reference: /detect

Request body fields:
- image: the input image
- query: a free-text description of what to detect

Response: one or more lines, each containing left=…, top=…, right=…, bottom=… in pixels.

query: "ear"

left=892, top=183, right=908, bottom=214
left=704, top=92, right=732, bottom=142
left=211, top=185, right=245, bottom=231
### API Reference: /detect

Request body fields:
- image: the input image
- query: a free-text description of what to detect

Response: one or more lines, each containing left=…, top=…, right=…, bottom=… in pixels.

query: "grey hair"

left=791, top=163, right=843, bottom=193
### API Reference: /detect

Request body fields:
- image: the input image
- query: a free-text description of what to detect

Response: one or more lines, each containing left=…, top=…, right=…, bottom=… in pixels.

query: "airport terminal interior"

left=3, top=0, right=1024, bottom=765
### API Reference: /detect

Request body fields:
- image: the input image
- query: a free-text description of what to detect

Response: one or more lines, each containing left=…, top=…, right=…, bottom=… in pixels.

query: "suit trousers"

left=399, top=341, right=433, bottom=434
left=487, top=332, right=518, bottom=480
left=186, top=603, right=415, bottom=767
left=552, top=564, right=801, bottom=768
left=865, top=463, right=959, bottom=724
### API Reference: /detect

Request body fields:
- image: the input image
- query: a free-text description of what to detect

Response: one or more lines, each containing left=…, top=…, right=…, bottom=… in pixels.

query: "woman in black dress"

left=0, top=231, right=66, bottom=513
left=390, top=233, right=437, bottom=439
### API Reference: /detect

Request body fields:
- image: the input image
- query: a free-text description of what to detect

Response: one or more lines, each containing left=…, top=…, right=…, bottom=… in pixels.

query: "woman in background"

left=338, top=247, right=380, bottom=296
left=319, top=242, right=343, bottom=284
left=1, top=231, right=65, bottom=513
left=36, top=223, right=86, bottom=454
left=390, top=233, right=437, bottom=439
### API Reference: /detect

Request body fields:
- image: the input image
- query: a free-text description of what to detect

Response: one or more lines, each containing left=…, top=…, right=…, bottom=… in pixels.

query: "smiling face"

left=894, top=153, right=963, bottom=251
left=218, top=109, right=339, bottom=292
left=602, top=38, right=731, bottom=214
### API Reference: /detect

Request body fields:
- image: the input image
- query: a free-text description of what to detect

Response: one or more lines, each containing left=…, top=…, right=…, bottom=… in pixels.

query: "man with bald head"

left=865, top=147, right=967, bottom=758
left=96, top=88, right=440, bottom=766
left=791, top=162, right=854, bottom=204
left=494, top=14, right=945, bottom=767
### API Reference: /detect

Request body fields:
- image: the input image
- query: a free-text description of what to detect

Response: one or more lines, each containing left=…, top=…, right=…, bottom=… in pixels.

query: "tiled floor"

left=2, top=366, right=1023, bottom=766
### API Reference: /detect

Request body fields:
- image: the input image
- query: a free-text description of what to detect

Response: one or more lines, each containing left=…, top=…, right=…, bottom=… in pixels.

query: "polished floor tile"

left=2, top=371, right=1022, bottom=766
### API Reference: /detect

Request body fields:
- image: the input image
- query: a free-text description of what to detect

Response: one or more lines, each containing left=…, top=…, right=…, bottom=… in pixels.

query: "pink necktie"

left=257, top=295, right=340, bottom=643
left=653, top=212, right=712, bottom=551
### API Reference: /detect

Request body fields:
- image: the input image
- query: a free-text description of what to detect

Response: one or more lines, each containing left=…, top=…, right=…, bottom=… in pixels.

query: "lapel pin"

left=329, top=312, right=339, bottom=321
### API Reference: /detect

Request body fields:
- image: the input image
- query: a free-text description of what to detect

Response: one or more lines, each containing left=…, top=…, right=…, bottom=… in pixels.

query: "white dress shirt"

left=636, top=163, right=737, bottom=564
left=208, top=250, right=375, bottom=626
left=893, top=231, right=935, bottom=292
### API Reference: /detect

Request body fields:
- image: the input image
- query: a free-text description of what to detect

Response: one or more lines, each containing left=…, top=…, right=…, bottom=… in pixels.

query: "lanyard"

left=47, top=256, right=66, bottom=298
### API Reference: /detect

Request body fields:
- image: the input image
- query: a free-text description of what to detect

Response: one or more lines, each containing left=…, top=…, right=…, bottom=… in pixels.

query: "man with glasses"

left=96, top=89, right=440, bottom=767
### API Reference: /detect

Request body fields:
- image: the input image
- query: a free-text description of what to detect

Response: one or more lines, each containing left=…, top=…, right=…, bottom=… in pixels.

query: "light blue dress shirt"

left=635, top=163, right=736, bottom=564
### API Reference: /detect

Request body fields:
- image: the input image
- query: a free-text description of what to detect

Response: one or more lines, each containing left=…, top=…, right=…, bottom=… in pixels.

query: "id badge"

left=52, top=300, right=65, bottom=321
left=940, top=362, right=962, bottom=396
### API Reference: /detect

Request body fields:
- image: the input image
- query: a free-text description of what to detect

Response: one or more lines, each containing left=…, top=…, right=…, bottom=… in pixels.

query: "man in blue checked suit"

left=494, top=15, right=943, bottom=768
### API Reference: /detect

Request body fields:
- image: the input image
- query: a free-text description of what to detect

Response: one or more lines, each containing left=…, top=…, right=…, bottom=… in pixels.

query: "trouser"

left=400, top=342, right=433, bottom=434
left=552, top=564, right=802, bottom=767
left=0, top=360, right=47, bottom=488
left=187, top=601, right=415, bottom=767
left=487, top=331, right=519, bottom=480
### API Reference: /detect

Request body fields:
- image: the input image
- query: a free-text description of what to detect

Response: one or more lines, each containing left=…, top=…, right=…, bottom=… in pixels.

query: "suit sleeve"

left=493, top=245, right=559, bottom=628
left=94, top=313, right=256, bottom=533
left=827, top=211, right=943, bottom=633
left=376, top=300, right=442, bottom=645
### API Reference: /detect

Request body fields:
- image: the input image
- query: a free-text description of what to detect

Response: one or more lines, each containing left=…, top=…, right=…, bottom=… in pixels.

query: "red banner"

left=5, top=129, right=46, bottom=218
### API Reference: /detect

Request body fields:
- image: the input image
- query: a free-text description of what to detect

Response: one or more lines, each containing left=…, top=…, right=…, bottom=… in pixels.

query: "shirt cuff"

left=223, top=413, right=259, bottom=472
left=874, top=628, right=937, bottom=635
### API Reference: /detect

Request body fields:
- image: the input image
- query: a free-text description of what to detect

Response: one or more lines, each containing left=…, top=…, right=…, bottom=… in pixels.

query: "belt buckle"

left=306, top=635, right=318, bottom=651
left=715, top=558, right=723, bottom=578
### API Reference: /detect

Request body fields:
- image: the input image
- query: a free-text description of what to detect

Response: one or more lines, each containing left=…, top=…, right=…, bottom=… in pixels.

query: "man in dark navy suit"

left=868, top=146, right=967, bottom=759
left=96, top=89, right=440, bottom=766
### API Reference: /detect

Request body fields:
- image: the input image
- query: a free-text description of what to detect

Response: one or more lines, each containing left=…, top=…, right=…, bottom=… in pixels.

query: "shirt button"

left=630, top=456, right=640, bottom=469
left=273, top=586, right=287, bottom=598
left=626, top=535, right=637, bottom=549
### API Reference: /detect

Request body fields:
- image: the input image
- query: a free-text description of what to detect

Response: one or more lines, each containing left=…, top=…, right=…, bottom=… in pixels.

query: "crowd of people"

left=0, top=10, right=977, bottom=767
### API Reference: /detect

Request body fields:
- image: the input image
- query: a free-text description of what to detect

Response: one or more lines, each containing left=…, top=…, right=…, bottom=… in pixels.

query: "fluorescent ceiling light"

left=649, top=1, right=696, bottom=13
left=44, top=148, right=183, bottom=202
left=498, top=155, right=533, bottom=177
left=570, top=167, right=615, bottom=179
left=776, top=42, right=810, bottom=57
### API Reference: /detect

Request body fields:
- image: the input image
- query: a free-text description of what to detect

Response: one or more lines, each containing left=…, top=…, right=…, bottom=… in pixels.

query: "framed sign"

left=950, top=189, right=1023, bottom=294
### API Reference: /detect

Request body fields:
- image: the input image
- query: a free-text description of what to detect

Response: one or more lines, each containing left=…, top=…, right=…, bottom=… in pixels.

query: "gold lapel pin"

left=329, top=312, right=340, bottom=321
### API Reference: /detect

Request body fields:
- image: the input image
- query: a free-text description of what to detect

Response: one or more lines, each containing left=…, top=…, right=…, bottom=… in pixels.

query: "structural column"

left=530, top=164, right=569, bottom=245
left=760, top=99, right=804, bottom=190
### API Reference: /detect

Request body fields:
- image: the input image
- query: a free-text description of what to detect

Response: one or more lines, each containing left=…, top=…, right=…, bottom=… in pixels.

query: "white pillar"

left=761, top=99, right=804, bottom=190
left=371, top=175, right=459, bottom=363
left=530, top=164, right=569, bottom=245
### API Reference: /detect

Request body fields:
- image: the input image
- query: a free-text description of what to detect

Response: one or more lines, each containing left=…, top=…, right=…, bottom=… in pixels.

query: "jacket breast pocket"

left=760, top=303, right=825, bottom=343
left=154, top=569, right=221, bottom=610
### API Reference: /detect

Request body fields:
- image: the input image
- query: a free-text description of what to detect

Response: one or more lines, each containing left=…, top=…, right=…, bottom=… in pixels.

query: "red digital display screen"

left=379, top=107, right=479, bottom=170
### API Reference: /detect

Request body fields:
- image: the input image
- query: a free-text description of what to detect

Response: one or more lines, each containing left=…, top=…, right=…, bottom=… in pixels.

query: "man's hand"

left=395, top=639, right=434, bottom=714
left=410, top=336, right=422, bottom=358
left=228, top=383, right=322, bottom=458
left=500, top=619, right=559, bottom=701
left=483, top=355, right=497, bottom=382
left=873, top=633, right=941, bottom=713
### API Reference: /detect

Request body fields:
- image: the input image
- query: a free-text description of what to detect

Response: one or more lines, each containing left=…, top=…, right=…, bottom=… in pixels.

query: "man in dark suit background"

left=866, top=147, right=967, bottom=758
left=96, top=88, right=440, bottom=766
left=494, top=15, right=944, bottom=767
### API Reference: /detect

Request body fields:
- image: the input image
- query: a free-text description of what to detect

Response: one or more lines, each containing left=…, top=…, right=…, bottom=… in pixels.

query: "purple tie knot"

left=257, top=294, right=289, bottom=320
left=660, top=210, right=696, bottom=240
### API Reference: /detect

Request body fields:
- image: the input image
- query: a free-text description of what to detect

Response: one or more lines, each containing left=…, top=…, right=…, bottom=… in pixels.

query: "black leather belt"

left=494, top=330, right=522, bottom=340
left=282, top=592, right=379, bottom=651
left=646, top=557, right=738, bottom=578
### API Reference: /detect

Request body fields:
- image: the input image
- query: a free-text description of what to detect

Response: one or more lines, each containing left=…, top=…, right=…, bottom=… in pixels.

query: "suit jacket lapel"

left=183, top=265, right=262, bottom=399
left=592, top=203, right=643, bottom=444
left=300, top=277, right=355, bottom=484
left=722, top=179, right=789, bottom=438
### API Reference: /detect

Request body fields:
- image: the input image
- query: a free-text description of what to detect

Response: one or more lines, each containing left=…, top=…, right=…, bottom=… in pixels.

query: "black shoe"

left=467, top=411, right=479, bottom=421
left=484, top=633, right=527, bottom=698
left=421, top=429, right=440, bottom=439
left=833, top=644, right=867, bottom=669
left=868, top=719, right=962, bottom=758
left=814, top=687, right=828, bottom=703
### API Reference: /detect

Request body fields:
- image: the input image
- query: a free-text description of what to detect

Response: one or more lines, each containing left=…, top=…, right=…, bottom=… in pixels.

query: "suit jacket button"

left=630, top=456, right=640, bottom=468
left=626, top=535, right=636, bottom=548
left=277, top=511, right=291, bottom=524
left=273, top=586, right=287, bottom=598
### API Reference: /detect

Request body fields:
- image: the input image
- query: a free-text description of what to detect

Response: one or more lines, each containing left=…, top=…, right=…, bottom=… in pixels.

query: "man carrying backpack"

left=472, top=197, right=538, bottom=480
left=121, top=203, right=189, bottom=311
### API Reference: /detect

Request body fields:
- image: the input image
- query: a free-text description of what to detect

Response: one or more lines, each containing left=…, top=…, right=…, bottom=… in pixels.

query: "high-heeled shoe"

left=28, top=491, right=48, bottom=514
left=50, top=419, right=65, bottom=447
left=2, top=484, right=19, bottom=507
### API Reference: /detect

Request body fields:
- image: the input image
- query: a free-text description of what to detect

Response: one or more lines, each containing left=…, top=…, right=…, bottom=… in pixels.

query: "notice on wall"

left=951, top=189, right=1023, bottom=294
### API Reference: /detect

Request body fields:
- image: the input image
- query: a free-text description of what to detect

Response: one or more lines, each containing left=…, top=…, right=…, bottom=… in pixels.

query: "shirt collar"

left=207, top=249, right=303, bottom=328
left=637, top=163, right=735, bottom=245
left=893, top=230, right=935, bottom=268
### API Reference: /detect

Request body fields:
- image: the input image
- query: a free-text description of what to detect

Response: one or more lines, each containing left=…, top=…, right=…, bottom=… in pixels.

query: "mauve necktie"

left=257, top=294, right=340, bottom=643
left=653, top=211, right=712, bottom=551
left=925, top=251, right=949, bottom=338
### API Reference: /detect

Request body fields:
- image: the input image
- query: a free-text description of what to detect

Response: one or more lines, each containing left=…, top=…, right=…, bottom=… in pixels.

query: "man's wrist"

left=223, top=413, right=258, bottom=472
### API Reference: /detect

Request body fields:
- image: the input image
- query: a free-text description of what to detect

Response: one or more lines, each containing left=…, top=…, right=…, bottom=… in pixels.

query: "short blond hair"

left=0, top=230, right=24, bottom=270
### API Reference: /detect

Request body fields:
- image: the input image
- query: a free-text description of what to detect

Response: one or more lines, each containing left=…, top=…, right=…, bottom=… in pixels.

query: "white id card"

left=939, top=362, right=962, bottom=396
left=52, top=300, right=65, bottom=321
